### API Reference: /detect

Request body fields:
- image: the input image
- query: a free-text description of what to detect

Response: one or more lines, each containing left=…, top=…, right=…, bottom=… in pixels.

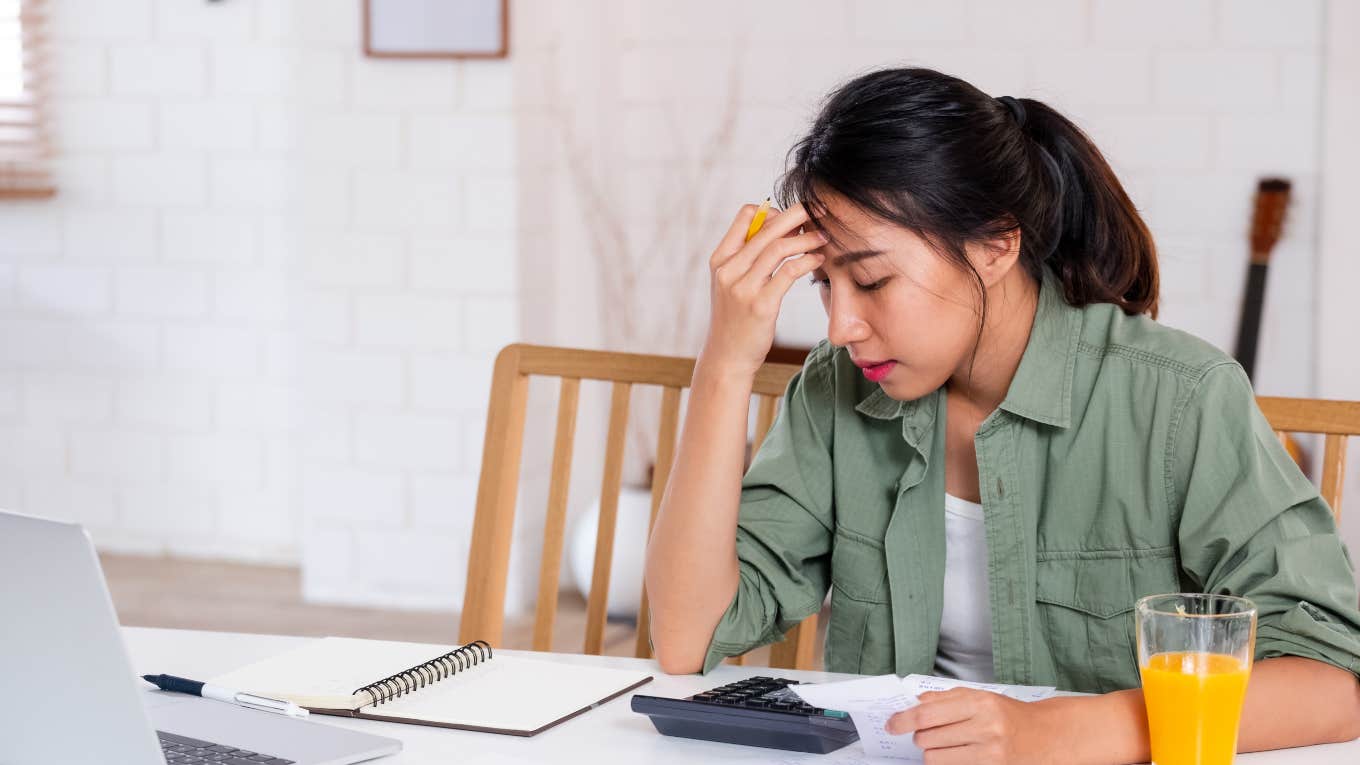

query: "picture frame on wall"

left=363, top=0, right=509, bottom=60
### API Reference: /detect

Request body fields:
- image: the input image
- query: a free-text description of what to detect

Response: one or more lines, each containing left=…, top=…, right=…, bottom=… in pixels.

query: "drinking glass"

left=1136, top=593, right=1257, bottom=765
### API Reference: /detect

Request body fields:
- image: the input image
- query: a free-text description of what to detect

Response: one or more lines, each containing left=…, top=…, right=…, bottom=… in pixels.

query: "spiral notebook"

left=208, top=636, right=653, bottom=736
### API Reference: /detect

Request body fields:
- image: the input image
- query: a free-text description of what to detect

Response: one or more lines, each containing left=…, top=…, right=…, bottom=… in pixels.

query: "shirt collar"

left=853, top=269, right=1082, bottom=432
left=855, top=385, right=938, bottom=450
left=997, top=270, right=1082, bottom=428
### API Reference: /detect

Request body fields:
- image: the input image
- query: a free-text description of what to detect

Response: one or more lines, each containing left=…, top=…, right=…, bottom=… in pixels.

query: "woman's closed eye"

left=809, top=274, right=890, bottom=292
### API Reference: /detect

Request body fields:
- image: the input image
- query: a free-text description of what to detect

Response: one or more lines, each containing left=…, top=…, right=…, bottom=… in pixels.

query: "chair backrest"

left=458, top=344, right=818, bottom=668
left=1257, top=396, right=1360, bottom=523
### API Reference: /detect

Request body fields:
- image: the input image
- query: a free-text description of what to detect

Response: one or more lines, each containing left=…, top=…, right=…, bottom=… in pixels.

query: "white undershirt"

left=933, top=492, right=996, bottom=683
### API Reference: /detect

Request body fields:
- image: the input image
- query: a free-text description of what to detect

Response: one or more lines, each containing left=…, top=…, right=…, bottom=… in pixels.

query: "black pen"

left=142, top=674, right=309, bottom=718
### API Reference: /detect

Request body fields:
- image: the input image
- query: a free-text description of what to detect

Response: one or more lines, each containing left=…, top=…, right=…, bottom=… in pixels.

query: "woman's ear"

left=970, top=229, right=1022, bottom=289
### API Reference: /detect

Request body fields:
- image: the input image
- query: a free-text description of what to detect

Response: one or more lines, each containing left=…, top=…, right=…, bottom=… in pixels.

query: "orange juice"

left=1141, top=651, right=1251, bottom=765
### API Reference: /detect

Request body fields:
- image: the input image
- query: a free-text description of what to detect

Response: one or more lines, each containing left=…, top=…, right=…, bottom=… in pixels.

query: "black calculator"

left=631, top=676, right=858, bottom=754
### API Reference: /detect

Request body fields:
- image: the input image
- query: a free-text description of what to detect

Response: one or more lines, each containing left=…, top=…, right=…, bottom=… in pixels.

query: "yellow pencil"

left=745, top=198, right=772, bottom=242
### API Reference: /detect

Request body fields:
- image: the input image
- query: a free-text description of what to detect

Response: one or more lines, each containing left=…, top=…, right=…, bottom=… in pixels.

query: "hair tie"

left=996, top=96, right=1027, bottom=128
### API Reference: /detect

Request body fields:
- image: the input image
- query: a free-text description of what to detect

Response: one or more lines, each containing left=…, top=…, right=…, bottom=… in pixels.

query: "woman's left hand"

left=886, top=688, right=1063, bottom=765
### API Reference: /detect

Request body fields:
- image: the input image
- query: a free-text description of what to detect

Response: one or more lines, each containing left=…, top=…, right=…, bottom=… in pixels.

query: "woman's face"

left=807, top=194, right=1000, bottom=402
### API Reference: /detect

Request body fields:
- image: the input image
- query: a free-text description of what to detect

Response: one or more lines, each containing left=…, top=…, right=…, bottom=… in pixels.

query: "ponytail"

left=1014, top=97, right=1159, bottom=316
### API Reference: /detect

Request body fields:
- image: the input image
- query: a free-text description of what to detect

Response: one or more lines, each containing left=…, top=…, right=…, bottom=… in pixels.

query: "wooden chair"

left=1258, top=397, right=1360, bottom=523
left=458, top=344, right=821, bottom=669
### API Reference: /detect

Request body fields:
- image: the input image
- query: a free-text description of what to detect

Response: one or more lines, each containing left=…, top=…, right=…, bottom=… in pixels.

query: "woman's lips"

left=860, top=360, right=897, bottom=382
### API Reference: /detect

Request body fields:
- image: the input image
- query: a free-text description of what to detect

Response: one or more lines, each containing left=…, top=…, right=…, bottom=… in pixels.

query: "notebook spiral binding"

left=353, top=640, right=494, bottom=707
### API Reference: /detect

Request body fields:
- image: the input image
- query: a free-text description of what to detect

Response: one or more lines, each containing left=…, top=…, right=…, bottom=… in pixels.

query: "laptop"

left=0, top=509, right=402, bottom=765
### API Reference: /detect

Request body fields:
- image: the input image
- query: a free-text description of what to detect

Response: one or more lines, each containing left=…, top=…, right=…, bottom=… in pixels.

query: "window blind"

left=0, top=0, right=53, bottom=199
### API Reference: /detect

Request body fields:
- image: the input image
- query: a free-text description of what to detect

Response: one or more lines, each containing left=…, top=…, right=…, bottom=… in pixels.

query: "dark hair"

left=777, top=67, right=1159, bottom=318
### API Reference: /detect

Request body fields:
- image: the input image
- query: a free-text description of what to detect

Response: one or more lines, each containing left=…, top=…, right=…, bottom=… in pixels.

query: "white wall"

left=0, top=0, right=518, bottom=615
left=0, top=0, right=302, bottom=560
left=1317, top=0, right=1360, bottom=556
left=293, top=4, right=518, bottom=611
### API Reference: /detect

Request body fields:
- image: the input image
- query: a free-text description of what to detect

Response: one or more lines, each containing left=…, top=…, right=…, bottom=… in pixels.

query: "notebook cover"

left=306, top=674, right=653, bottom=736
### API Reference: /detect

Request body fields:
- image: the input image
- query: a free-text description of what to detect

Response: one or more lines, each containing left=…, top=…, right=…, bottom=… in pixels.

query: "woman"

left=644, top=68, right=1360, bottom=763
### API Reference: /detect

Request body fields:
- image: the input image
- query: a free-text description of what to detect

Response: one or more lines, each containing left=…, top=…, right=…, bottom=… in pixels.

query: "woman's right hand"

left=699, top=203, right=828, bottom=378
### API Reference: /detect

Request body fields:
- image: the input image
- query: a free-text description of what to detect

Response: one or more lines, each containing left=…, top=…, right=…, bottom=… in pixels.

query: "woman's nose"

left=826, top=299, right=870, bottom=346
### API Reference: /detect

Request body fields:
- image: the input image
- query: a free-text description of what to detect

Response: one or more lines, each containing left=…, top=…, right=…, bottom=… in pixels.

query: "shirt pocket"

left=826, top=529, right=891, bottom=674
left=830, top=528, right=890, bottom=604
left=1033, top=547, right=1179, bottom=693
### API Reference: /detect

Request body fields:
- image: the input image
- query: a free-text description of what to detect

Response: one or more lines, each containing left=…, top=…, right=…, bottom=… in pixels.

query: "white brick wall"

left=1318, top=0, right=1360, bottom=566
left=56, top=101, right=155, bottom=151
left=109, top=45, right=206, bottom=97
left=1, top=0, right=517, bottom=581
left=290, top=1, right=517, bottom=610
left=161, top=102, right=256, bottom=152
left=355, top=295, right=462, bottom=349
left=114, top=268, right=209, bottom=318
left=116, top=376, right=213, bottom=430
left=51, top=0, right=152, bottom=42
left=18, top=265, right=112, bottom=315
left=24, top=373, right=114, bottom=424
left=162, top=212, right=257, bottom=264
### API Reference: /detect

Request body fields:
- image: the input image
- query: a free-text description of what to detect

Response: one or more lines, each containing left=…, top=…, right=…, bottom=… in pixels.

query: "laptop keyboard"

left=158, top=731, right=295, bottom=764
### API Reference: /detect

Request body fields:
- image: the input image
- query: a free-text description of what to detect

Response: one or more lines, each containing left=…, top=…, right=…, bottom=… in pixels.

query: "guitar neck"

left=1232, top=259, right=1270, bottom=382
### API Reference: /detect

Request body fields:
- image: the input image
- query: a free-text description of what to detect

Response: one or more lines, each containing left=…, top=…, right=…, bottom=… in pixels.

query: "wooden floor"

left=100, top=553, right=792, bottom=666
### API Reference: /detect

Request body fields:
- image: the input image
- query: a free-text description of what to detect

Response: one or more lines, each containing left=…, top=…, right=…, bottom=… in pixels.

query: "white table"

left=124, top=627, right=1359, bottom=764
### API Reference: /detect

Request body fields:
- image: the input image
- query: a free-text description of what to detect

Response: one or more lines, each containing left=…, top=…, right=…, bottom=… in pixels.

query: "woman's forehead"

left=811, top=209, right=931, bottom=266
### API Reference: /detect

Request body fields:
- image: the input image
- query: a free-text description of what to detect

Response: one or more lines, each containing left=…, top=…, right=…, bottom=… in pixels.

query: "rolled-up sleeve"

left=1171, top=361, right=1360, bottom=677
left=700, top=343, right=837, bottom=674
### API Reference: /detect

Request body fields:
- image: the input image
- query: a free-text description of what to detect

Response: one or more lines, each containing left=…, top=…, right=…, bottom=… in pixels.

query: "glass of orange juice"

left=1136, top=593, right=1257, bottom=765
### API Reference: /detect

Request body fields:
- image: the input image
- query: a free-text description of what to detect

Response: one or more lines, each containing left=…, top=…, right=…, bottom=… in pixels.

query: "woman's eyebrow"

left=830, top=249, right=885, bottom=267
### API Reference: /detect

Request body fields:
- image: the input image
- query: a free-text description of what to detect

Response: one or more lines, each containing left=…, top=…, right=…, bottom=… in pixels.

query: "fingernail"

left=816, top=231, right=829, bottom=242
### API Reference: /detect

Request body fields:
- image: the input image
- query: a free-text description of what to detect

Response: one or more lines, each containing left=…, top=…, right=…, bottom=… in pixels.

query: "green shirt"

left=702, top=273, right=1360, bottom=693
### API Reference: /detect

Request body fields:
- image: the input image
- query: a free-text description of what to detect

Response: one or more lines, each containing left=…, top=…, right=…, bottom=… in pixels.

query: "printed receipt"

left=790, top=674, right=1055, bottom=762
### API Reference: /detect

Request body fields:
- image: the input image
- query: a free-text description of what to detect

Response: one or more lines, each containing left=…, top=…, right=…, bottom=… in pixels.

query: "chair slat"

left=532, top=377, right=581, bottom=652
left=460, top=347, right=532, bottom=646
left=1257, top=397, right=1360, bottom=435
left=500, top=343, right=800, bottom=397
left=584, top=382, right=633, bottom=654
left=1321, top=434, right=1347, bottom=522
left=728, top=395, right=802, bottom=667
left=1259, top=397, right=1356, bottom=525
left=726, top=396, right=783, bottom=666
left=634, top=386, right=683, bottom=659
left=752, top=394, right=778, bottom=455
left=769, top=616, right=820, bottom=670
